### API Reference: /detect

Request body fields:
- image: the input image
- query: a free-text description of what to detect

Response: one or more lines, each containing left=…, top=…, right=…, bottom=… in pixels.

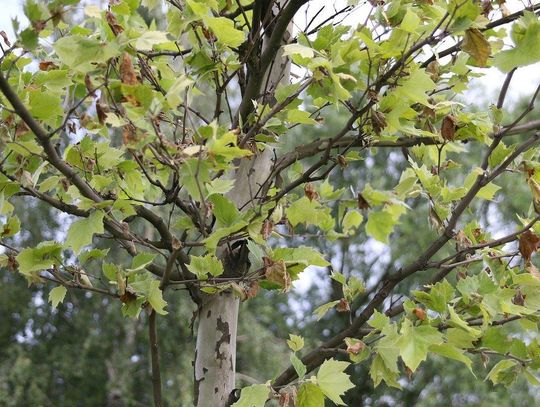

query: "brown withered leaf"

left=304, top=183, right=319, bottom=201
left=39, top=61, right=59, bottom=71
left=106, top=11, right=124, bottom=36
left=512, top=289, right=525, bottom=306
left=0, top=30, right=11, bottom=47
left=426, top=60, right=439, bottom=81
left=96, top=102, right=107, bottom=124
left=336, top=298, right=350, bottom=312
left=519, top=230, right=540, bottom=262
left=454, top=230, right=472, bottom=249
left=279, top=392, right=290, bottom=407
left=264, top=258, right=291, bottom=291
left=120, top=288, right=137, bottom=304
left=15, top=121, right=29, bottom=137
left=371, top=110, right=387, bottom=134
left=347, top=340, right=366, bottom=355
left=33, top=20, right=46, bottom=32
left=441, top=115, right=457, bottom=141
left=413, top=307, right=426, bottom=321
left=336, top=154, right=348, bottom=168
left=245, top=281, right=260, bottom=300
left=261, top=219, right=274, bottom=240
left=461, top=28, right=491, bottom=67
left=7, top=254, right=17, bottom=272
left=120, top=52, right=139, bottom=86
left=122, top=123, right=138, bottom=145
left=482, top=0, right=493, bottom=17
left=357, top=193, right=371, bottom=210
left=406, top=366, right=414, bottom=380
left=84, top=74, right=95, bottom=95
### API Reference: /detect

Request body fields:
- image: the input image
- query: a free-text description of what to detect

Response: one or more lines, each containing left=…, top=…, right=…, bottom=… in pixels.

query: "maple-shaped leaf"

left=316, top=359, right=354, bottom=405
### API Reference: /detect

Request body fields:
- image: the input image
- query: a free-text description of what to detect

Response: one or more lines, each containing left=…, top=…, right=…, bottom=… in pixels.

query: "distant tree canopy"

left=2, top=1, right=540, bottom=406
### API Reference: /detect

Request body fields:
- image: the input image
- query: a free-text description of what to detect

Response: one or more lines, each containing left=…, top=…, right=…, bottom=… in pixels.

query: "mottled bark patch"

left=215, top=316, right=231, bottom=363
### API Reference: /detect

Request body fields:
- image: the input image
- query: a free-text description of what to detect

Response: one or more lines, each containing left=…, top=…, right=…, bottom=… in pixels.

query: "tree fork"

left=193, top=1, right=294, bottom=405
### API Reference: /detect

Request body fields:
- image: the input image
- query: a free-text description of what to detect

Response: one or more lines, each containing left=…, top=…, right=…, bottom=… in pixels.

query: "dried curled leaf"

left=304, top=183, right=319, bottom=201
left=336, top=298, right=350, bottom=312
left=519, top=230, right=540, bottom=262
left=357, top=193, right=371, bottom=210
left=441, top=115, right=457, bottom=141
left=461, top=28, right=491, bottom=67
left=264, top=257, right=291, bottom=291
left=106, top=11, right=124, bottom=36
left=120, top=52, right=139, bottom=86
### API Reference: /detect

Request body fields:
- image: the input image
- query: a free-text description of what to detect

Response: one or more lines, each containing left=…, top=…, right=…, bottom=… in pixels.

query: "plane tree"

left=2, top=1, right=540, bottom=406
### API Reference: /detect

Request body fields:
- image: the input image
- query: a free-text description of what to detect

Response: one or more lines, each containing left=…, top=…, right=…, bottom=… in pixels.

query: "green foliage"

left=1, top=0, right=540, bottom=405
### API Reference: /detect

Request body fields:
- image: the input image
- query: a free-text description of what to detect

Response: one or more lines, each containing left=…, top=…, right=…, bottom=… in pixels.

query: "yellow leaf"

left=462, top=28, right=491, bottom=67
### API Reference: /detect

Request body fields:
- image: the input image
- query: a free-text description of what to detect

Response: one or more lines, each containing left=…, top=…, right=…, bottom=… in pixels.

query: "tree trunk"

left=194, top=293, right=239, bottom=407
left=194, top=2, right=293, bottom=405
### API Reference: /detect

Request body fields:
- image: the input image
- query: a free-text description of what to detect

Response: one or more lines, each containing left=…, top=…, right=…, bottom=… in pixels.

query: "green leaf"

left=412, top=279, right=455, bottom=314
left=400, top=9, right=420, bottom=33
left=66, top=211, right=104, bottom=254
left=493, top=12, right=540, bottom=72
left=297, top=383, right=325, bottom=407
left=209, top=194, right=241, bottom=227
left=369, top=310, right=391, bottom=330
left=205, top=17, right=245, bottom=48
left=393, top=67, right=435, bottom=106
left=127, top=253, right=157, bottom=272
left=464, top=169, right=501, bottom=201
left=28, top=91, right=63, bottom=120
left=282, top=43, right=314, bottom=59
left=287, top=334, right=304, bottom=352
left=16, top=241, right=63, bottom=277
left=313, top=300, right=340, bottom=320
left=290, top=353, right=307, bottom=379
left=486, top=359, right=519, bottom=386
left=133, top=31, right=170, bottom=50
left=54, top=36, right=120, bottom=73
left=316, top=359, right=354, bottom=405
left=365, top=210, right=398, bottom=244
left=369, top=354, right=402, bottom=389
left=166, top=75, right=193, bottom=108
left=430, top=343, right=475, bottom=375
left=287, top=197, right=333, bottom=230
left=147, top=280, right=168, bottom=315
left=272, top=246, right=330, bottom=276
left=342, top=210, right=363, bottom=233
left=397, top=319, right=443, bottom=372
left=48, top=286, right=67, bottom=308
left=206, top=179, right=235, bottom=196
left=231, top=384, right=269, bottom=407
left=448, top=305, right=482, bottom=337
left=187, top=254, right=224, bottom=279
left=79, top=248, right=109, bottom=265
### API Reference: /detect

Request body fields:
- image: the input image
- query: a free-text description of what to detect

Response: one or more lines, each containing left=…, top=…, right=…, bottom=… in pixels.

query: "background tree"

left=2, top=1, right=540, bottom=406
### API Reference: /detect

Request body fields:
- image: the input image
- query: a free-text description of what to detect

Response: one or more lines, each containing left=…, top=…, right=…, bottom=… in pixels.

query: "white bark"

left=194, top=2, right=293, bottom=406
left=194, top=293, right=239, bottom=407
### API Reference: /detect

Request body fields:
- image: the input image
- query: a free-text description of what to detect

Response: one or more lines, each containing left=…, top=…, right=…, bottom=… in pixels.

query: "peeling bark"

left=194, top=293, right=239, bottom=407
